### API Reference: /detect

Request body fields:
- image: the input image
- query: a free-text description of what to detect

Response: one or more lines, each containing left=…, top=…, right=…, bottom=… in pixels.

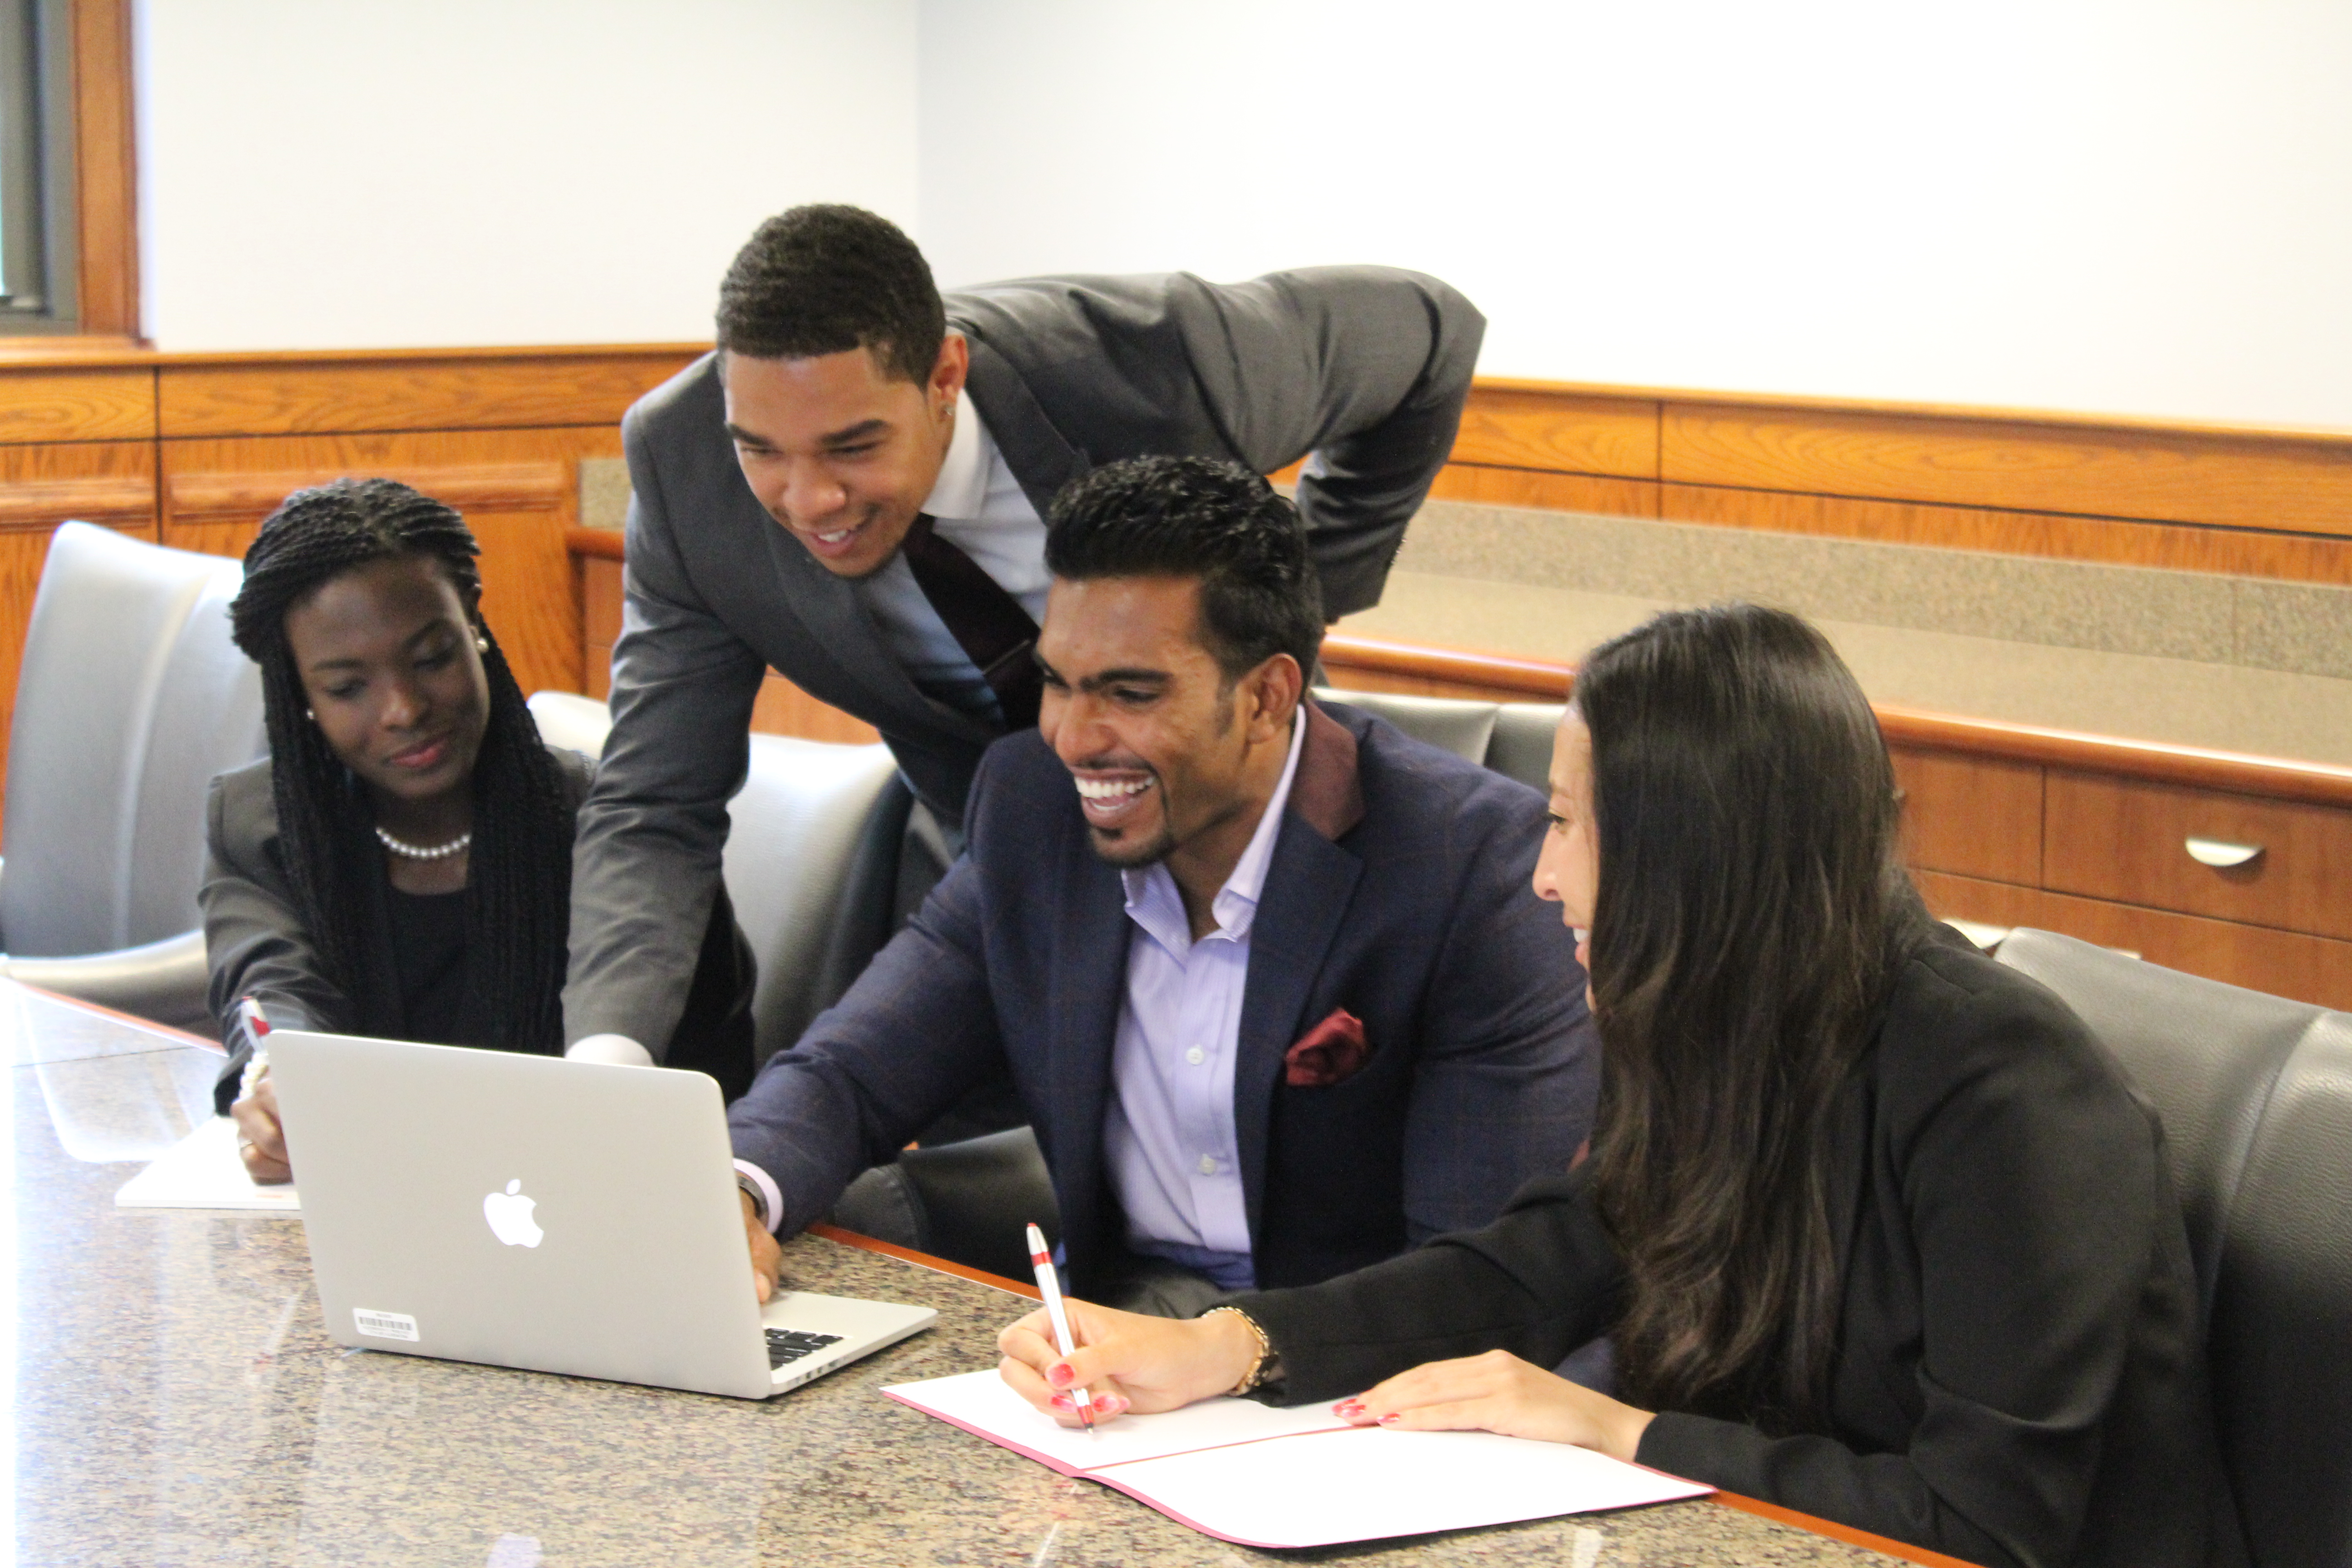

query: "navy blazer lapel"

left=1044, top=832, right=1132, bottom=1261
left=1232, top=705, right=1367, bottom=1242
left=757, top=505, right=999, bottom=748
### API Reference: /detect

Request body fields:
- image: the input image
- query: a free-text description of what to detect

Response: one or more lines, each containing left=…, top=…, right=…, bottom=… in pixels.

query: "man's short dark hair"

left=716, top=204, right=945, bottom=383
left=1046, top=456, right=1324, bottom=683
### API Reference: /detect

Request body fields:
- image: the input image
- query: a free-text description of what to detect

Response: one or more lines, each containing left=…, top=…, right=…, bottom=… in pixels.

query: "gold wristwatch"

left=1202, top=1305, right=1281, bottom=1396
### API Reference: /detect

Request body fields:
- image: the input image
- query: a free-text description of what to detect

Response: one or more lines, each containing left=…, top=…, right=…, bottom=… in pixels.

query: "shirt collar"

left=1121, top=707, right=1309, bottom=950
left=919, top=387, right=992, bottom=521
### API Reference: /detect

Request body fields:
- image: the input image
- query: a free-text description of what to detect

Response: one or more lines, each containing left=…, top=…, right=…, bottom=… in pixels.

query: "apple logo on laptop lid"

left=483, top=1179, right=545, bottom=1248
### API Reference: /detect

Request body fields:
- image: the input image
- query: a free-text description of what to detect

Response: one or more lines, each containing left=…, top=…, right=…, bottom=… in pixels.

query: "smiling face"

left=1036, top=574, right=1299, bottom=902
left=1531, top=709, right=1600, bottom=1007
left=721, top=336, right=966, bottom=578
left=281, top=553, right=490, bottom=832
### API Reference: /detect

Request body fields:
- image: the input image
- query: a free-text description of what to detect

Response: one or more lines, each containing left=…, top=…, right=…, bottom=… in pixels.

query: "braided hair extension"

left=228, top=478, right=573, bottom=1053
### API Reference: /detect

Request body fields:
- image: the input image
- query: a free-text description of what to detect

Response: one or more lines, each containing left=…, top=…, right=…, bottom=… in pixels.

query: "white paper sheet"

left=1105, top=1424, right=1713, bottom=1549
left=882, top=1367, right=1714, bottom=1548
left=114, top=1115, right=301, bottom=1211
left=883, top=1367, right=1351, bottom=1473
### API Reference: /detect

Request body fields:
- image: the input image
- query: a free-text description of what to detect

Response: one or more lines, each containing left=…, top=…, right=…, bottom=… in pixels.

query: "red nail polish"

left=1049, top=1392, right=1073, bottom=1410
left=1334, top=1400, right=1364, bottom=1417
left=1048, top=1363, right=1073, bottom=1387
left=1098, top=1394, right=1127, bottom=1415
left=1377, top=1413, right=1400, bottom=1426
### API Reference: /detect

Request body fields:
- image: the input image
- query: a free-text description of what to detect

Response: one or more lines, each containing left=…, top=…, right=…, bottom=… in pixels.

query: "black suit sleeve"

left=1236, top=1171, right=1625, bottom=1404
left=1176, top=267, right=1484, bottom=618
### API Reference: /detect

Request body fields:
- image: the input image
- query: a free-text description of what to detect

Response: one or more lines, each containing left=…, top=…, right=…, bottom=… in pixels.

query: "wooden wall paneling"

left=1321, top=633, right=2352, bottom=809
left=69, top=0, right=140, bottom=339
left=156, top=348, right=702, bottom=439
left=568, top=527, right=881, bottom=743
left=1320, top=634, right=1574, bottom=701
left=1658, top=402, right=2352, bottom=538
left=1913, top=869, right=2352, bottom=1013
left=751, top=671, right=882, bottom=744
left=1428, top=465, right=1663, bottom=519
left=161, top=427, right=625, bottom=698
left=2042, top=770, right=2352, bottom=942
left=0, top=369, right=153, bottom=442
left=1448, top=388, right=1659, bottom=479
left=580, top=554, right=622, bottom=701
left=1888, top=746, right=2043, bottom=886
left=1655, top=483, right=2352, bottom=585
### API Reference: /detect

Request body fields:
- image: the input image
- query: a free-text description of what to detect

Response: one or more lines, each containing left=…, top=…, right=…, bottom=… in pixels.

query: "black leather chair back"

left=831, top=1126, right=1061, bottom=1284
left=1996, top=930, right=2352, bottom=1568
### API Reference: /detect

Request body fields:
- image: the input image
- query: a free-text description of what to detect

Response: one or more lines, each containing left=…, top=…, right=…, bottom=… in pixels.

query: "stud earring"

left=475, top=633, right=490, bottom=653
left=304, top=708, right=315, bottom=721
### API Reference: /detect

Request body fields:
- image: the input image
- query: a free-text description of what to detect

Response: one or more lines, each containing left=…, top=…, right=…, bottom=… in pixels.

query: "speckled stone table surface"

left=8, top=983, right=1923, bottom=1567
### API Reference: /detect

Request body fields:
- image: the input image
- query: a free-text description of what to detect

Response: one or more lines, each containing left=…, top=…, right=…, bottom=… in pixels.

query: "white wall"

left=917, top=0, right=2352, bottom=428
left=137, top=0, right=919, bottom=350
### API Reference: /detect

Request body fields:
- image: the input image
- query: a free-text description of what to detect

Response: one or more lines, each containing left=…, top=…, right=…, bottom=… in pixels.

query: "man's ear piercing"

left=475, top=633, right=490, bottom=653
left=304, top=708, right=315, bottom=721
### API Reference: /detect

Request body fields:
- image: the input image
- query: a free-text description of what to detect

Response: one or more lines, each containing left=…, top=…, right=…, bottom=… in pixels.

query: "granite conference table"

left=6, top=982, right=1967, bottom=1568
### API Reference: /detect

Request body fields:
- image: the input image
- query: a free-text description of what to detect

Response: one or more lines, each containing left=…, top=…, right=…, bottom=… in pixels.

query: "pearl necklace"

left=374, top=826, right=472, bottom=860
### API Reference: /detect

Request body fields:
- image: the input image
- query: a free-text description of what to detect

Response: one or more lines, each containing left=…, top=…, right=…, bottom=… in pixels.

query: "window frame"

left=0, top=0, right=135, bottom=346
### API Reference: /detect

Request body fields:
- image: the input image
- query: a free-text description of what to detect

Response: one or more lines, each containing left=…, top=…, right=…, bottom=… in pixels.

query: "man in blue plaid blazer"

left=728, top=457, right=1596, bottom=1310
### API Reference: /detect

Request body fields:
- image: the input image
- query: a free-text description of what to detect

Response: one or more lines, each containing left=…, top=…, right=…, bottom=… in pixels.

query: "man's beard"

left=1085, top=816, right=1177, bottom=870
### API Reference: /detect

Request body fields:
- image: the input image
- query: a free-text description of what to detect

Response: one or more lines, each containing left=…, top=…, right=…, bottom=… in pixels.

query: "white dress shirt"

left=1102, top=709, right=1308, bottom=1292
left=851, top=387, right=1047, bottom=720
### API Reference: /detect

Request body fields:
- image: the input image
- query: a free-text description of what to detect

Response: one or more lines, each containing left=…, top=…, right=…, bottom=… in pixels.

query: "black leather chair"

left=1996, top=929, right=2352, bottom=1568
left=830, top=1127, right=1060, bottom=1284
left=1315, top=687, right=1565, bottom=793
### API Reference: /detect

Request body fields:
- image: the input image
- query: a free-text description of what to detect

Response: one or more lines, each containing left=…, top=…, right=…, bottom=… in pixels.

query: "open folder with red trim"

left=882, top=1369, right=1713, bottom=1549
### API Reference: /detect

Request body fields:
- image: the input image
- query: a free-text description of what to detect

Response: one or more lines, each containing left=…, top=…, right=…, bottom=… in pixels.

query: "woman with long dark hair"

left=205, top=478, right=755, bottom=1181
left=998, top=605, right=2237, bottom=1568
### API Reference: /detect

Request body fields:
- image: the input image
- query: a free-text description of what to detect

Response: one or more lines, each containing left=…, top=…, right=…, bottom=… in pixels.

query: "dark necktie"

left=898, top=513, right=1043, bottom=730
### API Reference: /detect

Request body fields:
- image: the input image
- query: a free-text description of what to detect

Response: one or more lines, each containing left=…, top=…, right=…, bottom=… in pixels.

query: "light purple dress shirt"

left=1102, top=710, right=1308, bottom=1292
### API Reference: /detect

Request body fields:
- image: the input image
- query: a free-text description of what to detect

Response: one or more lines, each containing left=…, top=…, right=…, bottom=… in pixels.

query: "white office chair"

left=0, top=524, right=266, bottom=1030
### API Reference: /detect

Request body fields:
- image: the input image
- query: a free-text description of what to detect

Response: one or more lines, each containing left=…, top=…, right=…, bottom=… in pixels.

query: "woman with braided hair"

left=203, top=478, right=755, bottom=1182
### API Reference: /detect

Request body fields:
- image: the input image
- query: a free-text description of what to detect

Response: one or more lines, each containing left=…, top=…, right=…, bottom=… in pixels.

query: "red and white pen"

left=235, top=996, right=272, bottom=1100
left=1026, top=1221, right=1095, bottom=1431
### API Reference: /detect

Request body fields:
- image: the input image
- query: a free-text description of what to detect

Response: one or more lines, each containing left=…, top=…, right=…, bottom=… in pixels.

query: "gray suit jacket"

left=566, top=267, right=1483, bottom=1053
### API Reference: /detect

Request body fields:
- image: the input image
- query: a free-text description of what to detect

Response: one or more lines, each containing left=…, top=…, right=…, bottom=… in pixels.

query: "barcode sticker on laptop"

left=353, top=1308, right=420, bottom=1342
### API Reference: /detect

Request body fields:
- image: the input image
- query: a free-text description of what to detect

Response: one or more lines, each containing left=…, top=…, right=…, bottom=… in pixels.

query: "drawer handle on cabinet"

left=2185, top=837, right=2264, bottom=869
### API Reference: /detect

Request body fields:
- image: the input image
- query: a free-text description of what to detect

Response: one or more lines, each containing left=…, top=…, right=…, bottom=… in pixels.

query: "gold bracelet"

left=1202, top=1306, right=1274, bottom=1396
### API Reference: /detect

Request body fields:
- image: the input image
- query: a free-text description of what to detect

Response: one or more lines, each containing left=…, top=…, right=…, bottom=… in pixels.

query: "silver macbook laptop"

left=266, top=1030, right=936, bottom=1400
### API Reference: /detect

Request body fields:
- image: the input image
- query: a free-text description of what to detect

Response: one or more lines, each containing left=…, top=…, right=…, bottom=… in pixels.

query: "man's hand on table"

left=741, top=1188, right=783, bottom=1303
left=229, top=1072, right=292, bottom=1185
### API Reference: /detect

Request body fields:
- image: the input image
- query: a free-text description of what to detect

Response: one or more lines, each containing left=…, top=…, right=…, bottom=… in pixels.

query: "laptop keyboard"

left=766, top=1328, right=844, bottom=1370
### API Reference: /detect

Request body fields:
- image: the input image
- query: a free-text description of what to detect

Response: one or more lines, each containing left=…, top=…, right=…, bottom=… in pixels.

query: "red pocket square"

left=1284, top=1008, right=1370, bottom=1088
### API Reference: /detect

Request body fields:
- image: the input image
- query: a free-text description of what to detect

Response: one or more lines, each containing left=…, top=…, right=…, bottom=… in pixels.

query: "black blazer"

left=566, top=266, right=1483, bottom=1056
left=1237, top=926, right=2243, bottom=1568
left=202, top=746, right=757, bottom=1108
left=726, top=702, right=1599, bottom=1297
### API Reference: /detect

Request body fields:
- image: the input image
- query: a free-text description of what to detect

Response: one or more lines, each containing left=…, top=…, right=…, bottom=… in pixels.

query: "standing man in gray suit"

left=564, top=205, right=1483, bottom=1068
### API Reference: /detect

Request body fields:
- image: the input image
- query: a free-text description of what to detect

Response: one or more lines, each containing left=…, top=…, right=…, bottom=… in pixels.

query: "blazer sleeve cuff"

left=733, top=1161, right=785, bottom=1234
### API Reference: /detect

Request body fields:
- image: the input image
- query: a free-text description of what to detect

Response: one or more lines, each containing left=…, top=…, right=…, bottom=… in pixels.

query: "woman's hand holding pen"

left=997, top=1298, right=1259, bottom=1427
left=1333, top=1350, right=1656, bottom=1461
left=229, top=1072, right=293, bottom=1185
